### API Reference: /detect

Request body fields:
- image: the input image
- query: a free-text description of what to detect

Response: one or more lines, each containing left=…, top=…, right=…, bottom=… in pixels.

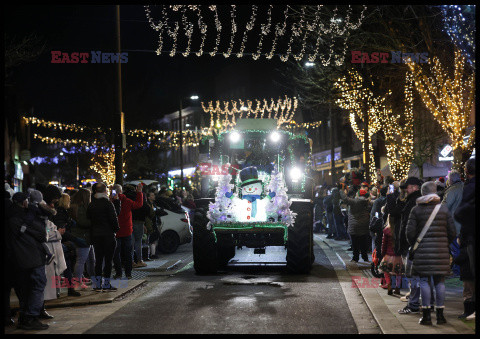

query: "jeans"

left=74, top=245, right=95, bottom=281
left=132, top=220, right=145, bottom=262
left=16, top=265, right=47, bottom=317
left=114, top=234, right=133, bottom=277
left=92, top=235, right=117, bottom=285
left=420, top=275, right=445, bottom=308
left=407, top=276, right=435, bottom=309
left=333, top=212, right=348, bottom=238
left=326, top=212, right=336, bottom=237
left=350, top=234, right=369, bottom=261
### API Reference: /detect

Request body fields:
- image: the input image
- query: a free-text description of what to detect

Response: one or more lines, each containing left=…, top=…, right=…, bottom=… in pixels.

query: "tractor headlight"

left=270, top=131, right=281, bottom=143
left=229, top=131, right=241, bottom=143
left=289, top=167, right=303, bottom=182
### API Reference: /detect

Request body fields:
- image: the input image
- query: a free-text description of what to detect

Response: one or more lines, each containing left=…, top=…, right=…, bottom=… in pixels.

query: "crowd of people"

left=4, top=181, right=199, bottom=330
left=314, top=158, right=476, bottom=326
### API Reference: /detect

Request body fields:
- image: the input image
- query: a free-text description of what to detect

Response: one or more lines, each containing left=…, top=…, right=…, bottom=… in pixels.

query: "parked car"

left=156, top=203, right=192, bottom=254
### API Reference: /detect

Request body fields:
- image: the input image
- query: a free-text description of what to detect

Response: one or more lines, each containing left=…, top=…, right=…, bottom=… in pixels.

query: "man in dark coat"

left=397, top=177, right=423, bottom=316
left=339, top=188, right=372, bottom=262
left=7, top=192, right=49, bottom=330
left=454, top=158, right=475, bottom=319
left=406, top=181, right=456, bottom=325
left=87, top=183, right=120, bottom=291
left=323, top=189, right=335, bottom=239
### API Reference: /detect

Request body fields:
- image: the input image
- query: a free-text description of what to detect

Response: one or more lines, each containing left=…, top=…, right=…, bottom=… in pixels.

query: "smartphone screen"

left=389, top=184, right=394, bottom=193
left=112, top=189, right=116, bottom=196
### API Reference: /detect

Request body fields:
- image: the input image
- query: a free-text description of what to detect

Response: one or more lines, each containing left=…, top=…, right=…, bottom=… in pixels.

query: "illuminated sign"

left=438, top=145, right=453, bottom=161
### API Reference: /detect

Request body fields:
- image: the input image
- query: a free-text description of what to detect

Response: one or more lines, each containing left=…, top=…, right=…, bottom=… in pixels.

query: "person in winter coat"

left=323, top=190, right=335, bottom=239
left=454, top=158, right=475, bottom=320
left=339, top=188, right=372, bottom=262
left=379, top=214, right=404, bottom=295
left=86, top=183, right=120, bottom=291
left=453, top=246, right=475, bottom=319
left=396, top=177, right=425, bottom=315
left=406, top=181, right=456, bottom=326
left=111, top=183, right=143, bottom=279
left=53, top=193, right=81, bottom=297
left=332, top=187, right=349, bottom=240
left=70, top=188, right=95, bottom=289
left=7, top=192, right=50, bottom=330
left=441, top=170, right=464, bottom=277
left=442, top=171, right=464, bottom=234
left=313, top=187, right=326, bottom=233
left=370, top=186, right=387, bottom=252
left=131, top=186, right=150, bottom=267
left=145, top=191, right=166, bottom=259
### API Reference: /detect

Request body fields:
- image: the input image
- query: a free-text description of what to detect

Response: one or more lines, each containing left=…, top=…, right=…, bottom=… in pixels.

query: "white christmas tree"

left=265, top=170, right=296, bottom=226
left=207, top=172, right=234, bottom=224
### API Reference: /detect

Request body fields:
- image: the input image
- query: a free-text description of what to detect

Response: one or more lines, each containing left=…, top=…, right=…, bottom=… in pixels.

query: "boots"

left=458, top=301, right=475, bottom=319
left=17, top=315, right=49, bottom=330
left=394, top=287, right=401, bottom=295
left=387, top=284, right=393, bottom=295
left=436, top=307, right=447, bottom=325
left=419, top=307, right=432, bottom=325
left=39, top=302, right=54, bottom=320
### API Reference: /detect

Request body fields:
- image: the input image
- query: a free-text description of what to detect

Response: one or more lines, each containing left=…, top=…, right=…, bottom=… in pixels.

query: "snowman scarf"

left=242, top=194, right=261, bottom=218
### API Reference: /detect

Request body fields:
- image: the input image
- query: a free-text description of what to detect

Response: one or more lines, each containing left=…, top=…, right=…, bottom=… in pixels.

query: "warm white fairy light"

left=144, top=5, right=366, bottom=64
left=407, top=49, right=475, bottom=172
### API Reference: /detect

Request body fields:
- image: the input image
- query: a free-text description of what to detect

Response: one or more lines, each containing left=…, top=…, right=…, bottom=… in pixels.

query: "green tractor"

left=192, top=119, right=314, bottom=274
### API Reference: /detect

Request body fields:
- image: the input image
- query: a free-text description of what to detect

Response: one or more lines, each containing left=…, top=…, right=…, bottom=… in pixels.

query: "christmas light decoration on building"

left=33, top=133, right=96, bottom=147
left=144, top=5, right=367, bottom=64
left=407, top=49, right=475, bottom=172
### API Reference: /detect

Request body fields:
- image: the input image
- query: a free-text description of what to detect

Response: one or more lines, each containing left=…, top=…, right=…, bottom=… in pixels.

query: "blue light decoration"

left=440, top=5, right=475, bottom=68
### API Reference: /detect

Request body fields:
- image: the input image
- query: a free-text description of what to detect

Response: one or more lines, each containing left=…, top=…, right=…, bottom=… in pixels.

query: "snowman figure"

left=225, top=166, right=276, bottom=222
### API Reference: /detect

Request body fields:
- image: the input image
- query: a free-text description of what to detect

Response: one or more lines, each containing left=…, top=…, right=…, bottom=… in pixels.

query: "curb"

left=9, top=280, right=147, bottom=311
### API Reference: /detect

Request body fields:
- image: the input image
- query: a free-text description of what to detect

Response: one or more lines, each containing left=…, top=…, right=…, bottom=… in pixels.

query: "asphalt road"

left=85, top=242, right=359, bottom=334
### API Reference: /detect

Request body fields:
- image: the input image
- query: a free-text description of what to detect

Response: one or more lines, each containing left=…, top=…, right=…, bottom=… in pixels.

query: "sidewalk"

left=9, top=279, right=147, bottom=311
left=315, top=234, right=475, bottom=334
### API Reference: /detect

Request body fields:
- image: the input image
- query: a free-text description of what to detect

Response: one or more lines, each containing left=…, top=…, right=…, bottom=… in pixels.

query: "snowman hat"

left=239, top=166, right=262, bottom=187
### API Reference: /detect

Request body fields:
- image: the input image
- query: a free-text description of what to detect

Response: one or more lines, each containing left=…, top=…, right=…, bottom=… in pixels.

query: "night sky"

left=5, top=5, right=290, bottom=130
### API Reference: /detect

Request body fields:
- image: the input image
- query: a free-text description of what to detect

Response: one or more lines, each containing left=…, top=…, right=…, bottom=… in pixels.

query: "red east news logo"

left=199, top=163, right=240, bottom=176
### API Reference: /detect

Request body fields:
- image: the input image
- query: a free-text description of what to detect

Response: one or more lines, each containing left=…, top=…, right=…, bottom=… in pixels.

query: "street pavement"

left=4, top=233, right=475, bottom=334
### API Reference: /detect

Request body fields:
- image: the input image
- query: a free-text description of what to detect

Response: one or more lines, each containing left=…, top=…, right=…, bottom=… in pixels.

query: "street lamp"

left=179, top=94, right=199, bottom=189
left=305, top=62, right=315, bottom=67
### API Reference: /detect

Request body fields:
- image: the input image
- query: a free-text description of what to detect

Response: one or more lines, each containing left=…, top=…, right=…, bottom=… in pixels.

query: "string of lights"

left=334, top=69, right=384, bottom=181
left=440, top=5, right=475, bottom=68
left=201, top=96, right=299, bottom=132
left=23, top=117, right=104, bottom=133
left=407, top=49, right=475, bottom=172
left=144, top=5, right=367, bottom=64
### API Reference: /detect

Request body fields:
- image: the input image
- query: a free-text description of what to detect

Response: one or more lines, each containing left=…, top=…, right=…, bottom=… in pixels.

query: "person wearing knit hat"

left=29, top=190, right=44, bottom=205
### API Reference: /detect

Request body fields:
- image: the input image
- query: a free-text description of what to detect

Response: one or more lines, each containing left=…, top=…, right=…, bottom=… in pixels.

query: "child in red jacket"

left=379, top=215, right=404, bottom=295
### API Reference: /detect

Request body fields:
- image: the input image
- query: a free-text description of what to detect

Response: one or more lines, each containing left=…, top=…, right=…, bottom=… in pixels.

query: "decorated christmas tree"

left=207, top=172, right=234, bottom=224
left=265, top=170, right=295, bottom=226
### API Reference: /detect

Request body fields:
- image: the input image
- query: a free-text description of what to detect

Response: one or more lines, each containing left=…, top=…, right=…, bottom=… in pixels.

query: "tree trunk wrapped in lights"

left=334, top=69, right=383, bottom=182
left=407, top=49, right=475, bottom=173
left=377, top=72, right=414, bottom=181
left=91, top=147, right=125, bottom=187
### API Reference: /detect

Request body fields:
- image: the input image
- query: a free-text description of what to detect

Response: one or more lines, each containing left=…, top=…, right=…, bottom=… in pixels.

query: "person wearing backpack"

left=406, top=181, right=456, bottom=326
